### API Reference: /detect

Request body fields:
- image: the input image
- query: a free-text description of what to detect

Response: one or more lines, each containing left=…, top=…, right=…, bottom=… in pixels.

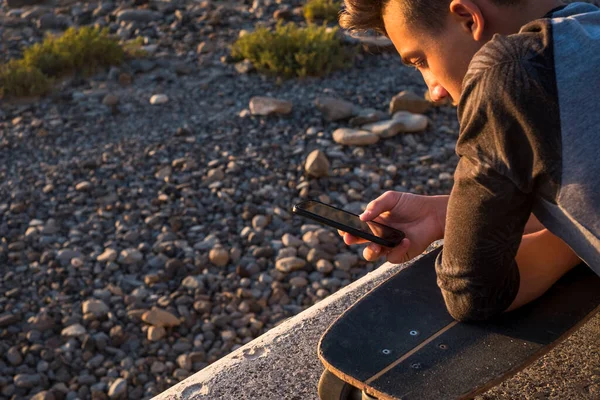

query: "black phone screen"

left=294, top=200, right=405, bottom=245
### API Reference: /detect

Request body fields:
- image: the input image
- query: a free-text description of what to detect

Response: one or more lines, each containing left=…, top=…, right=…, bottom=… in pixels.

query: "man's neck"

left=493, top=0, right=565, bottom=35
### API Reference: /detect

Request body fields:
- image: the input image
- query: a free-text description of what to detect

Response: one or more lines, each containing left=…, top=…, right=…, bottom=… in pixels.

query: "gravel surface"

left=0, top=0, right=461, bottom=398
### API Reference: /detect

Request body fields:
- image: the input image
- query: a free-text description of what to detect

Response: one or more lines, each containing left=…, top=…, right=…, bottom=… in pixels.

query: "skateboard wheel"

left=318, top=370, right=361, bottom=400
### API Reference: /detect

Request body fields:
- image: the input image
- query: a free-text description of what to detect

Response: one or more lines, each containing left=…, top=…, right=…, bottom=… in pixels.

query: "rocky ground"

left=0, top=0, right=461, bottom=398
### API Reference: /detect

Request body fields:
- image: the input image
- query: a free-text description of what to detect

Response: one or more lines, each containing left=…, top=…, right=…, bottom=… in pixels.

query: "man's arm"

left=435, top=157, right=529, bottom=321
left=435, top=196, right=543, bottom=236
left=434, top=30, right=563, bottom=321
left=507, top=229, right=581, bottom=311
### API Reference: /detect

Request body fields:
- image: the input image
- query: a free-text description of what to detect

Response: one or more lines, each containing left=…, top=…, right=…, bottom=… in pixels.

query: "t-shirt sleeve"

left=434, top=35, right=558, bottom=321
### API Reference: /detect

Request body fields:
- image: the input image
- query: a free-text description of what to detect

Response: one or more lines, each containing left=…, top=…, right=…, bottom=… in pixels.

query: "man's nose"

left=429, top=85, right=449, bottom=102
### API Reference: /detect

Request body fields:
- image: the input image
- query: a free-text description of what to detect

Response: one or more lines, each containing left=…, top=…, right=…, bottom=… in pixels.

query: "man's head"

left=340, top=0, right=563, bottom=104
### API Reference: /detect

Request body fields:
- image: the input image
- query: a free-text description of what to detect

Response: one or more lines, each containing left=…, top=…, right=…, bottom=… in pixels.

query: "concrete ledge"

left=155, top=246, right=600, bottom=400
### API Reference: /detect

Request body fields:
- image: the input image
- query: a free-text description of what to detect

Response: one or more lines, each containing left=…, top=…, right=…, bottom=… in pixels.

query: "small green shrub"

left=303, top=0, right=341, bottom=23
left=0, top=61, right=52, bottom=98
left=0, top=26, right=138, bottom=98
left=231, top=23, right=352, bottom=78
left=22, top=26, right=124, bottom=77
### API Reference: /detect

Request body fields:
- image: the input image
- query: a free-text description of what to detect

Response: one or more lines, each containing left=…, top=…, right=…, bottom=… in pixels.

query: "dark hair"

left=339, top=0, right=521, bottom=36
left=339, top=0, right=450, bottom=36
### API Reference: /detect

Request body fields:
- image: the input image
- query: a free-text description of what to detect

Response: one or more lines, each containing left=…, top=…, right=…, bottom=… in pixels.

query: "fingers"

left=385, top=238, right=413, bottom=264
left=363, top=243, right=385, bottom=261
left=360, top=191, right=401, bottom=221
left=343, top=232, right=369, bottom=245
left=363, top=239, right=413, bottom=264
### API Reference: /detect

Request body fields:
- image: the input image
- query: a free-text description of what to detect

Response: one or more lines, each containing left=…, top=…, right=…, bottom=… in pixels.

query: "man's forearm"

left=507, top=229, right=580, bottom=311
left=438, top=193, right=543, bottom=238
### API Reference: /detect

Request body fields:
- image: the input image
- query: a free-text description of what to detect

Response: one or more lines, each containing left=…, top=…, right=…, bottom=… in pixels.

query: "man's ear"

left=449, top=0, right=485, bottom=41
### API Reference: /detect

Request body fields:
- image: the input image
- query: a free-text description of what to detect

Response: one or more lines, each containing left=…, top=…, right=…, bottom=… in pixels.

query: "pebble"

left=142, top=308, right=181, bottom=327
left=30, top=391, right=55, bottom=400
left=333, top=128, right=379, bottom=146
left=289, top=277, right=308, bottom=287
left=148, top=326, right=166, bottom=341
left=61, top=324, right=87, bottom=337
left=362, top=119, right=408, bottom=138
left=304, top=150, right=330, bottom=178
left=119, top=248, right=143, bottom=264
left=38, top=13, right=71, bottom=30
left=108, top=378, right=127, bottom=399
left=389, top=90, right=431, bottom=114
left=103, top=94, right=119, bottom=106
left=350, top=109, right=387, bottom=126
left=282, top=234, right=303, bottom=247
left=116, top=9, right=162, bottom=22
left=82, top=299, right=110, bottom=317
left=392, top=111, right=429, bottom=132
left=7, top=346, right=23, bottom=365
left=97, top=248, right=118, bottom=262
left=182, top=275, right=203, bottom=290
left=275, top=257, right=306, bottom=273
left=14, top=374, right=42, bottom=388
left=249, top=96, right=293, bottom=116
left=209, top=246, right=230, bottom=267
left=235, top=60, right=254, bottom=74
left=252, top=215, right=269, bottom=229
left=314, top=96, right=357, bottom=121
left=75, top=181, right=92, bottom=191
left=334, top=253, right=359, bottom=271
left=150, top=94, right=169, bottom=105
left=316, top=259, right=334, bottom=274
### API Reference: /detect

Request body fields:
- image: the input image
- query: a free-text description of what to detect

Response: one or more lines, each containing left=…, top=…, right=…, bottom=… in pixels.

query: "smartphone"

left=292, top=199, right=405, bottom=248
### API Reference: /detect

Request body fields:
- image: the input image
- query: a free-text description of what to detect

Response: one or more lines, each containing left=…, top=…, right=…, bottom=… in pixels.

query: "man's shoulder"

left=462, top=20, right=554, bottom=91
left=456, top=20, right=562, bottom=194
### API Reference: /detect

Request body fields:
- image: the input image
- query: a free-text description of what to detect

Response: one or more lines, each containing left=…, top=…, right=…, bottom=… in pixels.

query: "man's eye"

left=413, top=59, right=427, bottom=69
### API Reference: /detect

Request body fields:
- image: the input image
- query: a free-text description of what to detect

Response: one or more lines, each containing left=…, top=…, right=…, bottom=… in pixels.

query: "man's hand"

left=338, top=191, right=448, bottom=263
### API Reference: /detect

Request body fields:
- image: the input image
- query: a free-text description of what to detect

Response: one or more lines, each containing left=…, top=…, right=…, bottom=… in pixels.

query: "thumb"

left=386, top=238, right=414, bottom=264
left=360, top=191, right=401, bottom=221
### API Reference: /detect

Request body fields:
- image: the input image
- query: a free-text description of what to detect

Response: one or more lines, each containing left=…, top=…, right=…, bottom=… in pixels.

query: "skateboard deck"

left=318, top=246, right=600, bottom=400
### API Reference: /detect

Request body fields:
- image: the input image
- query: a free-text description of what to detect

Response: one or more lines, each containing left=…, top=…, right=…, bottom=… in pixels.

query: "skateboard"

left=317, top=246, right=600, bottom=400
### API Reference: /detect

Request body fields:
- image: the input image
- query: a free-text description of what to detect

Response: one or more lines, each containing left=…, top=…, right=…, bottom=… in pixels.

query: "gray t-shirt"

left=435, top=3, right=600, bottom=321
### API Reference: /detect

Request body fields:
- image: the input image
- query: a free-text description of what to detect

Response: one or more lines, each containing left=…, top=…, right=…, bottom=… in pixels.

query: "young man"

left=338, top=0, right=600, bottom=320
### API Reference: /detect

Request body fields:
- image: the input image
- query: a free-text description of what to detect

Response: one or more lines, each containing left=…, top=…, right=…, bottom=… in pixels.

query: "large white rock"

left=332, top=128, right=379, bottom=146
left=362, top=119, right=406, bottom=138
left=392, top=111, right=429, bottom=132
left=249, top=96, right=293, bottom=116
left=314, top=96, right=358, bottom=121
left=389, top=90, right=431, bottom=114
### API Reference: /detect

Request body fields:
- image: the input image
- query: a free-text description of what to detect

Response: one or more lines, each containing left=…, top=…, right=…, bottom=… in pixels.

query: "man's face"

left=382, top=1, right=485, bottom=104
